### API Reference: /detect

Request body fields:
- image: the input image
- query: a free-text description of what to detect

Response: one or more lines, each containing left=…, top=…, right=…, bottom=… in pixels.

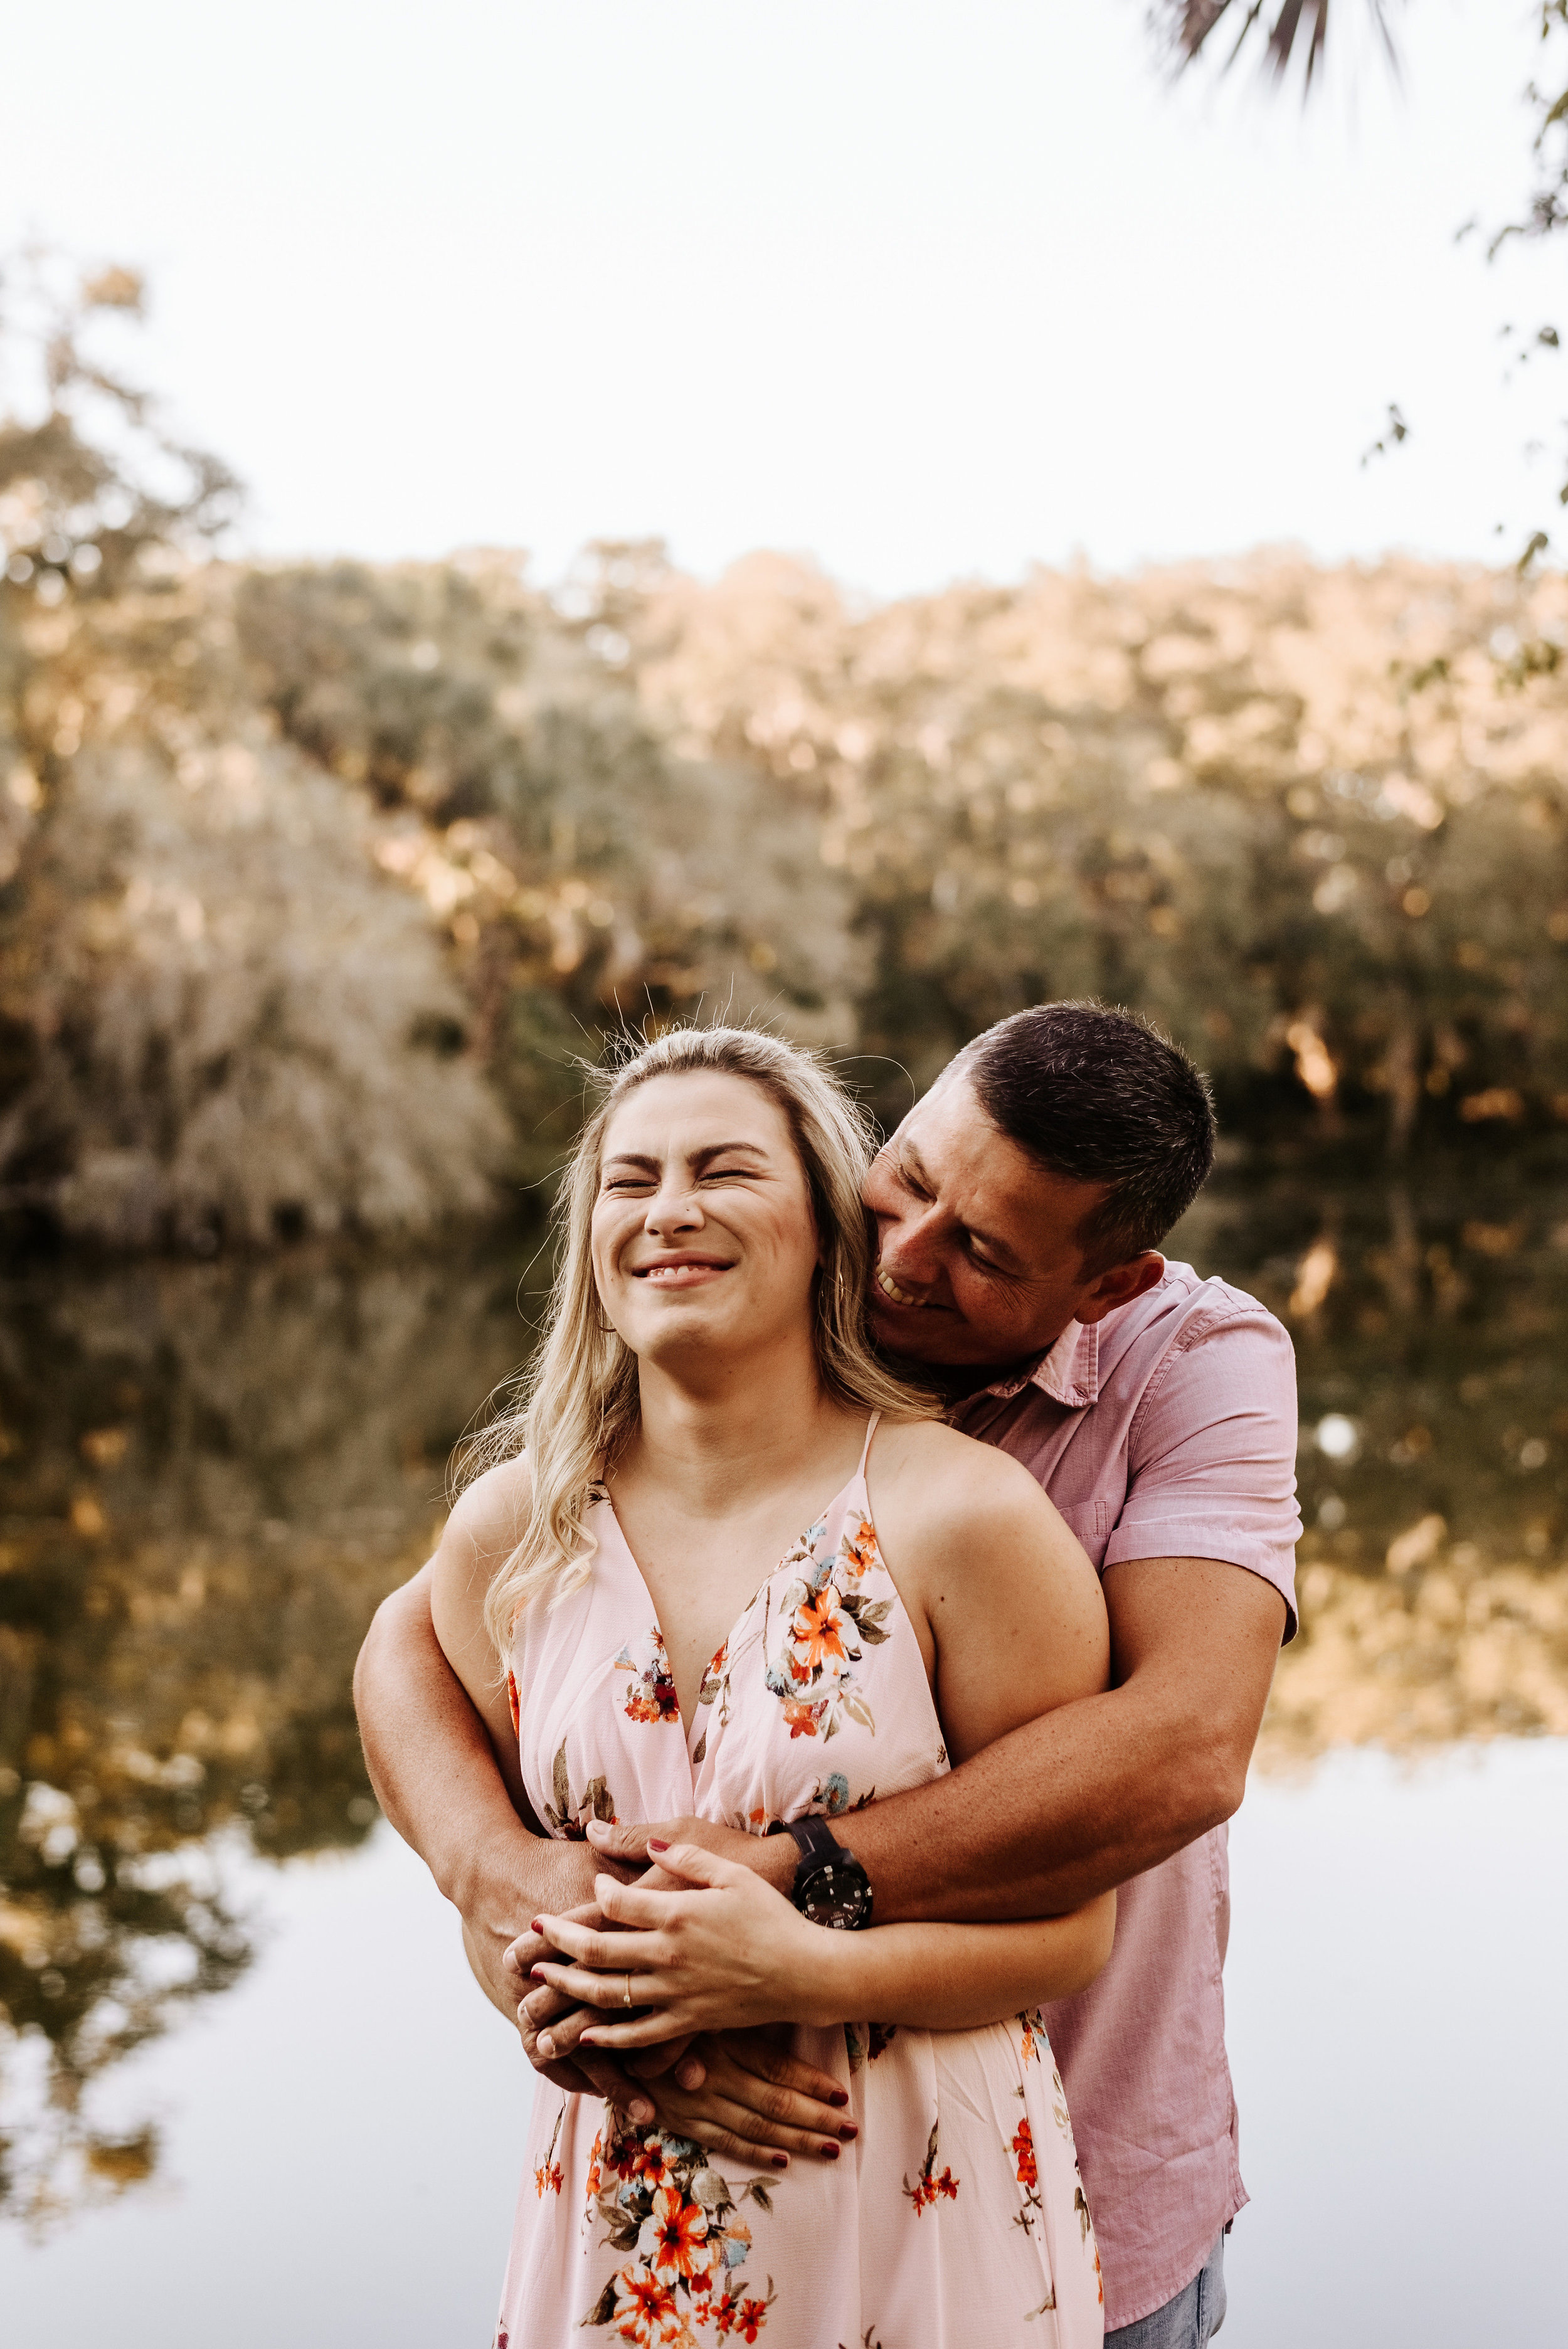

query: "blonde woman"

left=430, top=1027, right=1115, bottom=2349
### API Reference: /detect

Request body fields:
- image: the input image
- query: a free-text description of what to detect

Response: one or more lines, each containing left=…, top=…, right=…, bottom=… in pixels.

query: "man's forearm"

left=845, top=1680, right=1229, bottom=1924
left=847, top=1558, right=1284, bottom=1923
left=354, top=1569, right=592, bottom=1929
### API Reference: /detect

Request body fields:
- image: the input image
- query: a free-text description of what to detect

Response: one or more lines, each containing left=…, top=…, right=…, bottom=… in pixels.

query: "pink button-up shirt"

left=948, top=1261, right=1301, bottom=2332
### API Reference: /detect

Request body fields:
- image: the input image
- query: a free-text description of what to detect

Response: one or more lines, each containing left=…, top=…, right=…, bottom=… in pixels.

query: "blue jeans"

left=1105, top=2232, right=1227, bottom=2349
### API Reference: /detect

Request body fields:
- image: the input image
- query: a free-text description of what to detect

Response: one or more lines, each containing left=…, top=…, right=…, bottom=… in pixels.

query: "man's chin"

left=869, top=1295, right=962, bottom=1365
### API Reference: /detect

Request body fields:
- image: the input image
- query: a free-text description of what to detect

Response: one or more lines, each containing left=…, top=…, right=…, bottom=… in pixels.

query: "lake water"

left=3, top=1173, right=1566, bottom=2343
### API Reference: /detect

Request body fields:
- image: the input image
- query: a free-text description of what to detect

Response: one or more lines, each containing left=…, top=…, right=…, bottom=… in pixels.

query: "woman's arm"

left=533, top=1847, right=1115, bottom=2043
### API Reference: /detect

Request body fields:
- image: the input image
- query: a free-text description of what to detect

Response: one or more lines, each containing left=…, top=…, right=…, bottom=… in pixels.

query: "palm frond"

left=1155, top=0, right=1401, bottom=95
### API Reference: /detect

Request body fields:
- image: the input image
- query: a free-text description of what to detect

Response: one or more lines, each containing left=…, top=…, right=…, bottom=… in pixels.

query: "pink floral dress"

left=495, top=1417, right=1104, bottom=2349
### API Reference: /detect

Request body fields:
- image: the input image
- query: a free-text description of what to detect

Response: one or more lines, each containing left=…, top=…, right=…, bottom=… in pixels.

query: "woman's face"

left=591, top=1070, right=821, bottom=1372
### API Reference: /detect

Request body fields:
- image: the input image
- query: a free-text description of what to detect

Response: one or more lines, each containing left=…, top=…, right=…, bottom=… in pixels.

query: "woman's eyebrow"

left=601, top=1142, right=769, bottom=1176
left=690, top=1141, right=770, bottom=1168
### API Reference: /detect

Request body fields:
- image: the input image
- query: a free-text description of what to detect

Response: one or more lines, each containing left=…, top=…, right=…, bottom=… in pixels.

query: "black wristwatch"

left=768, top=1816, right=874, bottom=1931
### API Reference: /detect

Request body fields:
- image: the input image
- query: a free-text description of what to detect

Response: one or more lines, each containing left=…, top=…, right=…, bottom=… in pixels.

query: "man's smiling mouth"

left=874, top=1266, right=923, bottom=1308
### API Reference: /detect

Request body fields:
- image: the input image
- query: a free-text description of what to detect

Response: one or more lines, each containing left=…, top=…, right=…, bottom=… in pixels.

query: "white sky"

left=2, top=0, right=1562, bottom=597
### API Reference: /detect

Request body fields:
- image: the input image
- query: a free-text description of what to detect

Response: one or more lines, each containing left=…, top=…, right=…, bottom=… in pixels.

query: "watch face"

left=797, top=1852, right=873, bottom=1931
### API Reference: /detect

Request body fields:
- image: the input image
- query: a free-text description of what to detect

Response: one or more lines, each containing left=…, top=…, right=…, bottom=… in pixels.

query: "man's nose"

left=879, top=1204, right=945, bottom=1291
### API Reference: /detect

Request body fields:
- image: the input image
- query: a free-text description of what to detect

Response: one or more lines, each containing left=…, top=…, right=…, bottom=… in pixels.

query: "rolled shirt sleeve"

left=1103, top=1297, right=1303, bottom=1638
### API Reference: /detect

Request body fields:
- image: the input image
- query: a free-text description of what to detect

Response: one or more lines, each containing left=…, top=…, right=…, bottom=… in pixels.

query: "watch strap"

left=781, top=1816, right=840, bottom=1872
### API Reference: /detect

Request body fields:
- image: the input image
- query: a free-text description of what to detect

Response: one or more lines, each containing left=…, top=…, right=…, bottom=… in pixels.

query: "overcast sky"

left=2, top=1, right=1560, bottom=596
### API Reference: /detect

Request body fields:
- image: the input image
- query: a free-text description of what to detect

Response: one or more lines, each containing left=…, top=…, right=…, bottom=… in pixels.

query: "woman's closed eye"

left=601, top=1160, right=765, bottom=1195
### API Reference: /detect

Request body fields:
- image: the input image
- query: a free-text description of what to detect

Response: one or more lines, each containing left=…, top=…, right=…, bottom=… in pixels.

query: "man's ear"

left=1074, top=1251, right=1165, bottom=1327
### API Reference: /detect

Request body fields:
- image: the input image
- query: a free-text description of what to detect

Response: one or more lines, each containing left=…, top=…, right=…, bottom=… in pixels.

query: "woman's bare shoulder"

left=873, top=1415, right=1053, bottom=1527
left=437, top=1451, right=533, bottom=1586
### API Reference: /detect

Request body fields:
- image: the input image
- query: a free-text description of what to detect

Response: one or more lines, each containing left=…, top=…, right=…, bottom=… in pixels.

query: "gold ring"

left=623, top=1973, right=633, bottom=2007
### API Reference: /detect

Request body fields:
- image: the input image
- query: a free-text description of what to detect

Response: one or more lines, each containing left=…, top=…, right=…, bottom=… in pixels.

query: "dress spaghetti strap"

left=856, top=1410, right=882, bottom=1478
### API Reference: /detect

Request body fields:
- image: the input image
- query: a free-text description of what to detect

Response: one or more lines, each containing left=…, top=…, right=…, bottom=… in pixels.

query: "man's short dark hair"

left=958, top=1001, right=1217, bottom=1271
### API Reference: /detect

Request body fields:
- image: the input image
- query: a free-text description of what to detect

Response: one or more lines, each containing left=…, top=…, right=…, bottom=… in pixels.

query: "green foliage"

left=9, top=266, right=1568, bottom=1247
left=0, top=248, right=240, bottom=608
left=1155, top=1, right=1398, bottom=98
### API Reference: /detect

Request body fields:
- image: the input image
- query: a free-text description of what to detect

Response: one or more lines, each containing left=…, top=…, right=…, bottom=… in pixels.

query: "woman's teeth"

left=876, top=1267, right=921, bottom=1307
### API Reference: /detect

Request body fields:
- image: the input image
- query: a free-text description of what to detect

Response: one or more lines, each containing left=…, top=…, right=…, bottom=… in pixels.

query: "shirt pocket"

left=1054, top=1496, right=1111, bottom=1570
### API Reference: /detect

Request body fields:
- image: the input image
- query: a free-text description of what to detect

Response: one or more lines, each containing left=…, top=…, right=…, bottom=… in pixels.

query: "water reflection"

left=3, top=1174, right=1567, bottom=2230
left=0, top=1246, right=534, bottom=2225
left=1173, top=1172, right=1568, bottom=1756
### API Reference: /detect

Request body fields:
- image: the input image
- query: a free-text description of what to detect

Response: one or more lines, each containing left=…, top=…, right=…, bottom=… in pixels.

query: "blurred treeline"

left=9, top=263, right=1568, bottom=1253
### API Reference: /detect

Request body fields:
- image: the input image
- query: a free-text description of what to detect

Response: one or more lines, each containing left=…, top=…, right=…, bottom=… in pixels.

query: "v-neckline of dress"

left=598, top=1418, right=886, bottom=1748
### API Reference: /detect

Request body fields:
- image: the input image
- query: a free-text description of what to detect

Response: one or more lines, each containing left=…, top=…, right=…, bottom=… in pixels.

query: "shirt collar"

left=974, top=1317, right=1099, bottom=1409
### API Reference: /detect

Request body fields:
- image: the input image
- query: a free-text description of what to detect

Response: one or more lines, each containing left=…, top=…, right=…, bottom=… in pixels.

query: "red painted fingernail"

left=529, top=1966, right=548, bottom=1980
left=647, top=1837, right=670, bottom=1852
left=829, top=2091, right=849, bottom=2108
left=838, top=2124, right=857, bottom=2140
left=530, top=1918, right=544, bottom=1933
left=820, top=2141, right=839, bottom=2160
left=771, top=2153, right=788, bottom=2169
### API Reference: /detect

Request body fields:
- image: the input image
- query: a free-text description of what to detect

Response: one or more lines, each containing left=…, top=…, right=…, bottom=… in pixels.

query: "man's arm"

left=834, top=1552, right=1285, bottom=1920
left=588, top=1296, right=1298, bottom=1921
left=585, top=1556, right=1286, bottom=1922
left=356, top=1555, right=854, bottom=2156
left=354, top=1563, right=607, bottom=2007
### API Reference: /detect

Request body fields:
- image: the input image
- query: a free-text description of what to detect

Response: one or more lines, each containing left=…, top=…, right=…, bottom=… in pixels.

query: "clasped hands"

left=504, top=1815, right=854, bottom=2168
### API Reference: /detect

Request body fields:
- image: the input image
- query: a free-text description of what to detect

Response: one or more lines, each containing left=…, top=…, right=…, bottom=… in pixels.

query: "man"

left=354, top=1001, right=1298, bottom=2348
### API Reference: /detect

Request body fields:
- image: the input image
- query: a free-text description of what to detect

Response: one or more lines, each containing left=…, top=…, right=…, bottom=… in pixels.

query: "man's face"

left=862, top=1073, right=1162, bottom=1371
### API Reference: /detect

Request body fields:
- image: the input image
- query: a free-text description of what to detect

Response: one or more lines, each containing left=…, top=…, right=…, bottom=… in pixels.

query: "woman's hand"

left=636, top=2027, right=856, bottom=2166
left=531, top=1844, right=839, bottom=2046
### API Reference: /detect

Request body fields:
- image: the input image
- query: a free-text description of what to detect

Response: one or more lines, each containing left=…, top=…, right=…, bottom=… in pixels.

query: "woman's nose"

left=644, top=1182, right=704, bottom=1237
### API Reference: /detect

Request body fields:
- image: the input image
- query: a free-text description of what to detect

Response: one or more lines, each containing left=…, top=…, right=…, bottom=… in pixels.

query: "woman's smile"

left=630, top=1254, right=733, bottom=1287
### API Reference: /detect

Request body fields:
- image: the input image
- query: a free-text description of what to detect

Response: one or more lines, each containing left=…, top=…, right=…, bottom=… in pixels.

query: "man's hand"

left=585, top=1815, right=797, bottom=1892
left=466, top=1852, right=659, bottom=2119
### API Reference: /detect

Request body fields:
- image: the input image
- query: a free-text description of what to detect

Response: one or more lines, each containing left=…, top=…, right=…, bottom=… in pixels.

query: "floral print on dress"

left=579, top=2118, right=776, bottom=2345
left=1010, top=2118, right=1044, bottom=2238
left=695, top=1637, right=733, bottom=1726
left=535, top=2107, right=565, bottom=2199
left=843, top=2017, right=898, bottom=2072
left=499, top=1423, right=1107, bottom=2349
left=541, top=1740, right=616, bottom=1840
left=901, top=2120, right=960, bottom=2214
left=761, top=1515, right=894, bottom=1742
left=617, top=1628, right=681, bottom=1725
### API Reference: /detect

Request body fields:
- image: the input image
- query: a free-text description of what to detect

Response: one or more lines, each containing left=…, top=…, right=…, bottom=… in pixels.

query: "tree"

left=0, top=257, right=514, bottom=1251
left=1154, top=4, right=1568, bottom=568
left=1156, top=1, right=1398, bottom=96
left=0, top=246, right=240, bottom=605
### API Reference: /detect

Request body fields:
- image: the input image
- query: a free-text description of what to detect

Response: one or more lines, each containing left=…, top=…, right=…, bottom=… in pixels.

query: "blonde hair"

left=466, top=1023, right=932, bottom=1658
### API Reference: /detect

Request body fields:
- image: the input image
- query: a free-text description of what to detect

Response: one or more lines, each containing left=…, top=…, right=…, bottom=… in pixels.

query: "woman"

left=430, top=1025, right=1115, bottom=2348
